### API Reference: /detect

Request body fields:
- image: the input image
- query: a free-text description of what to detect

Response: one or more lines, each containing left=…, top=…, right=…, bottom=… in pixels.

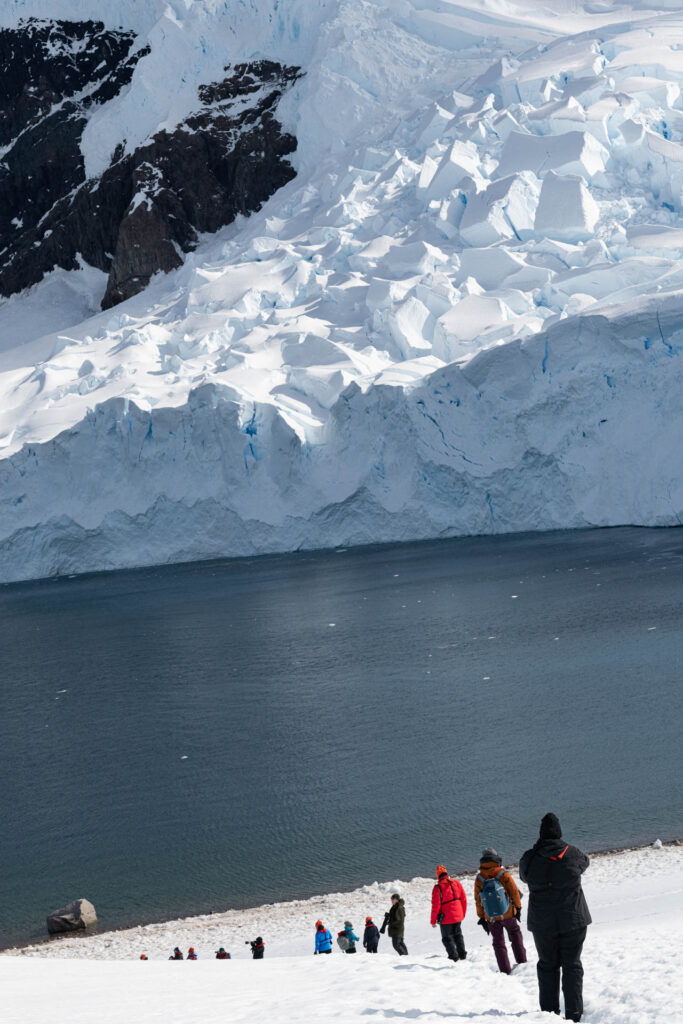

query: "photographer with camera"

left=381, top=893, right=408, bottom=955
left=245, top=937, right=265, bottom=959
left=430, top=865, right=467, bottom=962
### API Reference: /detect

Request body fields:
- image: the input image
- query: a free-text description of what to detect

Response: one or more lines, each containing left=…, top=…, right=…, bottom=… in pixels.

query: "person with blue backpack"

left=314, top=920, right=333, bottom=954
left=474, top=846, right=527, bottom=974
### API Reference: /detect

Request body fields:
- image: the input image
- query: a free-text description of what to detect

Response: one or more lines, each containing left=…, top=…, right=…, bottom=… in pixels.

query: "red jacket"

left=431, top=876, right=467, bottom=926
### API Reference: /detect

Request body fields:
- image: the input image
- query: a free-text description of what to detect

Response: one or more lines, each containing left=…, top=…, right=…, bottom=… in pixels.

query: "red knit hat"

left=436, top=864, right=448, bottom=878
left=315, top=920, right=323, bottom=928
left=365, top=916, right=373, bottom=923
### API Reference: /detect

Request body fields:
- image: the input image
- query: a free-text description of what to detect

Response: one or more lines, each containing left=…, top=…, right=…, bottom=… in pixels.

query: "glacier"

left=1, top=0, right=683, bottom=582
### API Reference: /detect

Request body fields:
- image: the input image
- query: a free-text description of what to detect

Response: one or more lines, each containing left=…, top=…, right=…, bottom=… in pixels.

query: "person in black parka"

left=519, top=813, right=591, bottom=1024
left=363, top=916, right=380, bottom=953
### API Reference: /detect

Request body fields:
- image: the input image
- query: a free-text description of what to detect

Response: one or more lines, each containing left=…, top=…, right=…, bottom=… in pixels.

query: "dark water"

left=1, top=527, right=682, bottom=949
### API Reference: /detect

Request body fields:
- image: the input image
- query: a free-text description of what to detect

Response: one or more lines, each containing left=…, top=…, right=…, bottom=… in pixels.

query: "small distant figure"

left=363, top=916, right=380, bottom=953
left=187, top=947, right=197, bottom=960
left=337, top=921, right=359, bottom=953
left=246, top=937, right=265, bottom=959
left=520, top=813, right=591, bottom=1024
left=475, top=846, right=527, bottom=974
left=169, top=947, right=184, bottom=960
left=314, top=920, right=333, bottom=954
left=215, top=947, right=231, bottom=959
left=139, top=954, right=148, bottom=960
left=431, top=865, right=467, bottom=962
left=382, top=893, right=408, bottom=955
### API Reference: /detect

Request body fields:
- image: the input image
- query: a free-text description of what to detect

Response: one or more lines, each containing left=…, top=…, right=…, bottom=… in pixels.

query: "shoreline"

left=3, top=522, right=680, bottom=591
left=4, top=836, right=680, bottom=956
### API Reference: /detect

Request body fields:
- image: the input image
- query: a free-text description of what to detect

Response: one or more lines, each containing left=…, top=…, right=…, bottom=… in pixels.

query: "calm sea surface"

left=1, top=527, right=682, bottom=948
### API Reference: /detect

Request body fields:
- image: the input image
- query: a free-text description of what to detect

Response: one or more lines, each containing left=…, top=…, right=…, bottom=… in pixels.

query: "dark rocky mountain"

left=0, top=19, right=302, bottom=309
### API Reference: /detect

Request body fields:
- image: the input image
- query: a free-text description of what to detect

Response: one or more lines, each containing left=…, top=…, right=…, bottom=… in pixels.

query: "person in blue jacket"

left=314, top=919, right=333, bottom=954
left=343, top=920, right=359, bottom=953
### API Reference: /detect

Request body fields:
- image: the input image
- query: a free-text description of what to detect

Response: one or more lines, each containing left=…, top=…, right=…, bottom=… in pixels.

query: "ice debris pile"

left=1, top=0, right=683, bottom=582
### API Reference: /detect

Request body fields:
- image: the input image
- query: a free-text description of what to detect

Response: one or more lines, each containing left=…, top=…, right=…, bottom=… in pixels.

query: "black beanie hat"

left=539, top=813, right=562, bottom=840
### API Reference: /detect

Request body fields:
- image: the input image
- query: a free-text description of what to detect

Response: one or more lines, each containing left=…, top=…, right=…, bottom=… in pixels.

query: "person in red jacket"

left=430, top=864, right=467, bottom=961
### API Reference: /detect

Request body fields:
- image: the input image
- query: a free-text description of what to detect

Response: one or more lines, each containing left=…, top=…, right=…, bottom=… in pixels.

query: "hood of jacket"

left=479, top=860, right=506, bottom=878
left=533, top=838, right=570, bottom=860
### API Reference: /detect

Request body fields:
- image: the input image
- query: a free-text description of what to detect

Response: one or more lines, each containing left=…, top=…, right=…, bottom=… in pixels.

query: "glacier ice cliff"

left=1, top=0, right=683, bottom=581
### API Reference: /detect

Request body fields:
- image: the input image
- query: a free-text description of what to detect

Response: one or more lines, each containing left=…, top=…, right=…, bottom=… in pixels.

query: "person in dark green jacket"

left=382, top=893, right=408, bottom=955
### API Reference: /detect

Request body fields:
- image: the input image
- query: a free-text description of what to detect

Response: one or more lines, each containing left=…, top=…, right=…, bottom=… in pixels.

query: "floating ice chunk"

left=424, top=140, right=481, bottom=201
left=496, top=130, right=608, bottom=180
left=460, top=172, right=539, bottom=247
left=652, top=838, right=663, bottom=849
left=534, top=171, right=599, bottom=243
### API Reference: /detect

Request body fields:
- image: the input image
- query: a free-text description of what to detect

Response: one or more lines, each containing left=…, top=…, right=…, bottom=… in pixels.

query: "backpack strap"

left=550, top=845, right=569, bottom=861
left=438, top=879, right=461, bottom=905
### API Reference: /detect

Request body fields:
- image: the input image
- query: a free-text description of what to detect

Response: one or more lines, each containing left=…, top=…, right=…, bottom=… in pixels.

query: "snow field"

left=3, top=1, right=683, bottom=579
left=2, top=843, right=681, bottom=1023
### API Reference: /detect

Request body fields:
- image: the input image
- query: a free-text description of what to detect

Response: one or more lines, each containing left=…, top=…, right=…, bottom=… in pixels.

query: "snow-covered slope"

left=2, top=0, right=683, bottom=582
left=3, top=843, right=682, bottom=1023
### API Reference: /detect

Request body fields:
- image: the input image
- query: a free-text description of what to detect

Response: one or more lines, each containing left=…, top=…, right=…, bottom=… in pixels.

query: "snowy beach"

left=3, top=842, right=681, bottom=1023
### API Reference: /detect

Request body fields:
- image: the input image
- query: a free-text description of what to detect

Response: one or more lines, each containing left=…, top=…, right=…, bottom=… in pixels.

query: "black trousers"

left=365, top=944, right=378, bottom=953
left=439, top=922, right=466, bottom=961
left=391, top=935, right=408, bottom=955
left=532, top=927, right=587, bottom=1020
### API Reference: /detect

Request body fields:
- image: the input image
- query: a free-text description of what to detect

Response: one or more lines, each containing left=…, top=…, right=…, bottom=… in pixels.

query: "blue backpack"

left=478, top=868, right=510, bottom=920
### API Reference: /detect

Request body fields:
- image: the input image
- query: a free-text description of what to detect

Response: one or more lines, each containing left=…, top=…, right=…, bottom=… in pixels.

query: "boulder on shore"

left=46, top=899, right=97, bottom=935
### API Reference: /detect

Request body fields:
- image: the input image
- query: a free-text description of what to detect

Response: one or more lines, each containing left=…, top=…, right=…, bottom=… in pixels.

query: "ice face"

left=2, top=0, right=683, bottom=580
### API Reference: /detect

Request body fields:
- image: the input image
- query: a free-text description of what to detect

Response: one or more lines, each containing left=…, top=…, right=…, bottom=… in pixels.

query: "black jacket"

left=363, top=923, right=380, bottom=947
left=519, top=838, right=592, bottom=934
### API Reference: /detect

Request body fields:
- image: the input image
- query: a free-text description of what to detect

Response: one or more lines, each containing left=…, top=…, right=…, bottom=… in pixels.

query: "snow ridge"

left=2, top=0, right=683, bottom=581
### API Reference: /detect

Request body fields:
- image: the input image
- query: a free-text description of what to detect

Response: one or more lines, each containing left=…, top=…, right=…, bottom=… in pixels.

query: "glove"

left=513, top=906, right=522, bottom=921
left=314, top=951, right=318, bottom=955
left=477, top=918, right=491, bottom=935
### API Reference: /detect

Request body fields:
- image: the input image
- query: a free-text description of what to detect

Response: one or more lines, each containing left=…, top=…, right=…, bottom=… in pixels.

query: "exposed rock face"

left=46, top=898, right=97, bottom=934
left=0, top=20, right=302, bottom=308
